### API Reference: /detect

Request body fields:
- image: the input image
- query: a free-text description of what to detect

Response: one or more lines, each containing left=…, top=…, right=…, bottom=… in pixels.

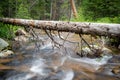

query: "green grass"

left=71, top=8, right=120, bottom=24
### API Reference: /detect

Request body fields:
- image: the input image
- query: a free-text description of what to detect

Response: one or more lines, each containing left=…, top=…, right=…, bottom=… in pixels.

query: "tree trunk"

left=70, top=0, right=77, bottom=18
left=0, top=18, right=120, bottom=37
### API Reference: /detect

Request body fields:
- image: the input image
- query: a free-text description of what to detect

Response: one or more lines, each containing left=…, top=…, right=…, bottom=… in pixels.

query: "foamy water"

left=69, top=55, right=112, bottom=70
left=5, top=40, right=113, bottom=80
left=62, top=70, right=74, bottom=80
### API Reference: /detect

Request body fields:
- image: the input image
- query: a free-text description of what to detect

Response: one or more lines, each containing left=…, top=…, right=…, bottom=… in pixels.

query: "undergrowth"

left=0, top=22, right=20, bottom=40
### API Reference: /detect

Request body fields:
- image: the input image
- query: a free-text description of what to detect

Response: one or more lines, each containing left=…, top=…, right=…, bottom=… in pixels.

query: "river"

left=0, top=32, right=120, bottom=80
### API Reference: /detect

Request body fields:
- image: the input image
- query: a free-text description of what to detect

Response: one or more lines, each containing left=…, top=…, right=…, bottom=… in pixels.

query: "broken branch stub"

left=0, top=18, right=120, bottom=37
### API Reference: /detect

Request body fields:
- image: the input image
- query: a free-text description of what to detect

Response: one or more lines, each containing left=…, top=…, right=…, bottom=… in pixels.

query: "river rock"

left=111, top=66, right=120, bottom=74
left=0, top=38, right=9, bottom=51
left=15, top=29, right=27, bottom=36
left=108, top=55, right=120, bottom=63
left=14, top=36, right=28, bottom=42
left=14, top=29, right=29, bottom=42
left=78, top=45, right=112, bottom=58
left=0, top=50, right=14, bottom=58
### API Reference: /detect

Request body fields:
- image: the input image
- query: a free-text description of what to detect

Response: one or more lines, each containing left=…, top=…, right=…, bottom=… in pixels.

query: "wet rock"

left=14, top=36, right=28, bottom=42
left=15, top=29, right=27, bottom=36
left=0, top=38, right=9, bottom=51
left=0, top=50, right=14, bottom=58
left=12, top=35, right=31, bottom=51
left=111, top=66, right=120, bottom=74
left=0, top=38, right=15, bottom=58
left=108, top=55, right=120, bottom=63
left=14, top=29, right=29, bottom=45
left=98, top=55, right=120, bottom=78
left=11, top=41, right=22, bottom=51
left=78, top=45, right=112, bottom=58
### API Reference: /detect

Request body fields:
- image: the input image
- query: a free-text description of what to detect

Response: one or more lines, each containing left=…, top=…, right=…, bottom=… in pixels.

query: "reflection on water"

left=1, top=33, right=120, bottom=80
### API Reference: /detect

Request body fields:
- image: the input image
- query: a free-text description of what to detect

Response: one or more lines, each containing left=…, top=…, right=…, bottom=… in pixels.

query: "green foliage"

left=16, top=3, right=31, bottom=19
left=0, top=7, right=3, bottom=17
left=29, top=0, right=51, bottom=19
left=97, top=17, right=111, bottom=23
left=111, top=16, right=120, bottom=23
left=71, top=8, right=86, bottom=22
left=79, top=0, right=120, bottom=23
left=0, top=0, right=120, bottom=23
left=0, top=23, right=19, bottom=39
left=96, top=17, right=120, bottom=23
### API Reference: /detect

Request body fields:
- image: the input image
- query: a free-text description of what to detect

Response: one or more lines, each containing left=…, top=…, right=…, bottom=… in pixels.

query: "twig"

left=79, top=34, right=95, bottom=53
left=58, top=31, right=79, bottom=47
left=44, top=29, right=62, bottom=49
left=26, top=26, right=42, bottom=51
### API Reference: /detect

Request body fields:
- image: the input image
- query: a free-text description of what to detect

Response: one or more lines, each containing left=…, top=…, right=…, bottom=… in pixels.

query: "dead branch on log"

left=76, top=34, right=96, bottom=57
left=79, top=34, right=92, bottom=50
left=24, top=26, right=44, bottom=51
left=44, top=29, right=62, bottom=49
left=58, top=31, right=70, bottom=45
left=58, top=31, right=79, bottom=45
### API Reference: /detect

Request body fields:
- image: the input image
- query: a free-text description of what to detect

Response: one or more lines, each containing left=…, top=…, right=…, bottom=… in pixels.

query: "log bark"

left=0, top=18, right=120, bottom=37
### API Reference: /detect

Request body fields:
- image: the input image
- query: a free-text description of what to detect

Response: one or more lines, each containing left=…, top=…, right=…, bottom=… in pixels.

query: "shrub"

left=0, top=23, right=19, bottom=39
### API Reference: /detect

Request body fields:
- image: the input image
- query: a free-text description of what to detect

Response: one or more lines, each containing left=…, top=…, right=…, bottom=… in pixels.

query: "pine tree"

left=16, top=3, right=31, bottom=19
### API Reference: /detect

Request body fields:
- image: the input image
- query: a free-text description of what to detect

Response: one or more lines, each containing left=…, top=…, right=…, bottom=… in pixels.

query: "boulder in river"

left=78, top=45, right=112, bottom=58
left=0, top=38, right=9, bottom=51
left=15, top=29, right=27, bottom=36
left=0, top=50, right=14, bottom=58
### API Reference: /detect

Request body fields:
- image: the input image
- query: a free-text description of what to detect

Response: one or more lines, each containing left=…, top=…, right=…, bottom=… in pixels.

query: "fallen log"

left=0, top=18, right=120, bottom=37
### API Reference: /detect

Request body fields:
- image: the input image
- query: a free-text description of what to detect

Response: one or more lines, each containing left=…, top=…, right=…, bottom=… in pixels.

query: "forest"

left=0, top=0, right=120, bottom=80
left=0, top=0, right=120, bottom=22
left=0, top=0, right=120, bottom=38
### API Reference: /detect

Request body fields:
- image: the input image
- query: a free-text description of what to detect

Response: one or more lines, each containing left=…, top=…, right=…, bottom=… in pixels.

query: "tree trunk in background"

left=0, top=18, right=120, bottom=37
left=52, top=0, right=63, bottom=20
left=70, top=0, right=78, bottom=18
left=51, top=0, right=68, bottom=20
left=51, top=0, right=56, bottom=20
left=50, top=0, right=53, bottom=20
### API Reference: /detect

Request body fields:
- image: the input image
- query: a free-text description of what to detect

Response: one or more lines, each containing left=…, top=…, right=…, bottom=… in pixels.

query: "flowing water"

left=0, top=33, right=120, bottom=80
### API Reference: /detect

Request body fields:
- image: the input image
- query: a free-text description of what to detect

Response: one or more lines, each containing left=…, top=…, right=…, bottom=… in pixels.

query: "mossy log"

left=0, top=18, right=120, bottom=37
